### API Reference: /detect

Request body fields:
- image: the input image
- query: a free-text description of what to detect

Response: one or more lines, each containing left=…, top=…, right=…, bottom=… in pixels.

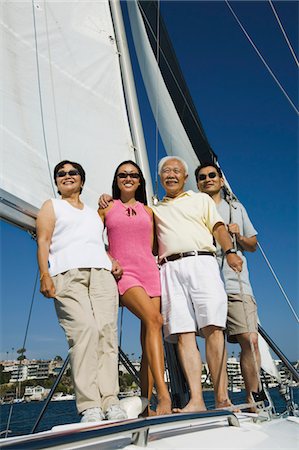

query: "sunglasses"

left=56, top=170, right=80, bottom=178
left=198, top=172, right=218, bottom=181
left=117, top=172, right=140, bottom=179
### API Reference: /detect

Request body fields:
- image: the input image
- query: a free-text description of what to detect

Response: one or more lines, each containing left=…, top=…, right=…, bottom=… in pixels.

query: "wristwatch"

left=225, top=248, right=237, bottom=255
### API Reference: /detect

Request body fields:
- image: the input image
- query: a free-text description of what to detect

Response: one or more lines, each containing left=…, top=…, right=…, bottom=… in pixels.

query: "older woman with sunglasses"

left=98, top=160, right=172, bottom=416
left=36, top=160, right=127, bottom=423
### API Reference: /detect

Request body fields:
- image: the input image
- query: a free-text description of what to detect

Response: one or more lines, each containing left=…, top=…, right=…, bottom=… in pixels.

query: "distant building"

left=27, top=361, right=49, bottom=380
left=9, top=365, right=28, bottom=383
left=7, top=360, right=50, bottom=383
left=48, top=359, right=64, bottom=375
left=24, top=385, right=50, bottom=401
left=227, top=357, right=244, bottom=388
left=1, top=357, right=297, bottom=388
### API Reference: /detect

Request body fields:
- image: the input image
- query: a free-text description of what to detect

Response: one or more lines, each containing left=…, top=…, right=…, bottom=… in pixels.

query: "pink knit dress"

left=105, top=200, right=161, bottom=297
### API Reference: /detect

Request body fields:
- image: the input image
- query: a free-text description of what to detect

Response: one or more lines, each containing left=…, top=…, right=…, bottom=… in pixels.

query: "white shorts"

left=160, top=255, right=227, bottom=343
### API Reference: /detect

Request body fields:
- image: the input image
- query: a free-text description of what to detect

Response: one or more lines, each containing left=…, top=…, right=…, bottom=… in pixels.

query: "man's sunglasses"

left=198, top=172, right=218, bottom=181
left=56, top=170, right=80, bottom=178
left=117, top=172, right=140, bottom=179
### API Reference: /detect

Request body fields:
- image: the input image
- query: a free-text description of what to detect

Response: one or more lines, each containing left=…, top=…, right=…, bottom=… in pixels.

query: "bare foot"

left=245, top=399, right=258, bottom=413
left=173, top=399, right=207, bottom=413
left=215, top=399, right=232, bottom=408
left=156, top=395, right=172, bottom=415
left=215, top=399, right=241, bottom=413
left=140, top=406, right=156, bottom=417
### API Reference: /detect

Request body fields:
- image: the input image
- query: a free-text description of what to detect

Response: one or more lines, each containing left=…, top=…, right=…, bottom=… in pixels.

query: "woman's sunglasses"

left=117, top=172, right=140, bottom=179
left=56, top=170, right=80, bottom=178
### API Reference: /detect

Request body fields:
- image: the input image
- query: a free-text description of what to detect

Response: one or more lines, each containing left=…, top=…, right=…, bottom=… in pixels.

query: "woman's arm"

left=36, top=200, right=56, bottom=298
left=144, top=206, right=158, bottom=255
left=97, top=205, right=123, bottom=280
left=97, top=207, right=106, bottom=223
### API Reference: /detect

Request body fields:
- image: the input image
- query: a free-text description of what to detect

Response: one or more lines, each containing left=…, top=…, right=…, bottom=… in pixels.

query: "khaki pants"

left=226, top=293, right=258, bottom=343
left=52, top=268, right=119, bottom=414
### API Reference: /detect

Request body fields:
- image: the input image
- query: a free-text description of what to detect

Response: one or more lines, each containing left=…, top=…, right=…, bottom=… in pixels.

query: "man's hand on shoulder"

left=98, top=193, right=113, bottom=209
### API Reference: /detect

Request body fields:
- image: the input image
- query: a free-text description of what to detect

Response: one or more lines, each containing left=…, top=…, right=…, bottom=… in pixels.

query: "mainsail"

left=0, top=0, right=150, bottom=230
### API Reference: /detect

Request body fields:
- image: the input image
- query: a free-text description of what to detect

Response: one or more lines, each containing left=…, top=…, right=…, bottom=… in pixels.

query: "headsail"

left=127, top=0, right=217, bottom=191
left=259, top=333, right=281, bottom=381
left=0, top=0, right=148, bottom=230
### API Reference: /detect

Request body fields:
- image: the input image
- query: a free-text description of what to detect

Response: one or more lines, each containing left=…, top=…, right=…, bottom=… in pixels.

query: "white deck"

left=1, top=411, right=298, bottom=450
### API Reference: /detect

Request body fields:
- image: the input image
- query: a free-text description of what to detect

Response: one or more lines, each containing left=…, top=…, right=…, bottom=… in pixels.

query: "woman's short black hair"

left=112, top=160, right=147, bottom=205
left=53, top=160, right=86, bottom=195
left=194, top=162, right=223, bottom=182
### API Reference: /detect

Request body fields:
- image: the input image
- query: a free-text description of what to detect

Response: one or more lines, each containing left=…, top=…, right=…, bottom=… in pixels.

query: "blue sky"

left=1, top=1, right=298, bottom=363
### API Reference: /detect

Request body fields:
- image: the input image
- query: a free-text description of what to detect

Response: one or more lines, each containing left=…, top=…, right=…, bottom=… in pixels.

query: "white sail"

left=127, top=1, right=200, bottom=191
left=258, top=327, right=281, bottom=381
left=0, top=0, right=143, bottom=228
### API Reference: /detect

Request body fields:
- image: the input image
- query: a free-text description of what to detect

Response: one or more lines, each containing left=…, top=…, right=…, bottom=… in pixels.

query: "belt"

left=159, top=250, right=214, bottom=266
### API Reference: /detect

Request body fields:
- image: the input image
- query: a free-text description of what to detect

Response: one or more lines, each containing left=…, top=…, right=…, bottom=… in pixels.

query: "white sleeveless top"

left=48, top=199, right=111, bottom=276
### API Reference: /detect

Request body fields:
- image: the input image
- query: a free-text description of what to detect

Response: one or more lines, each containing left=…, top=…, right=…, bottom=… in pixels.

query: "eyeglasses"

left=117, top=172, right=140, bottom=179
left=198, top=172, right=218, bottom=181
left=56, top=170, right=80, bottom=178
left=161, top=168, right=183, bottom=175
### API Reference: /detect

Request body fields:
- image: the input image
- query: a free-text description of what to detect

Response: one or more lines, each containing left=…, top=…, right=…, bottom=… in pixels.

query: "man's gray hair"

left=158, top=156, right=189, bottom=175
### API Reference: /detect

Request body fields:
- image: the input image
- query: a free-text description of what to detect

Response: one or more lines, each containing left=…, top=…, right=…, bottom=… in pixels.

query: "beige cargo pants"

left=52, top=268, right=119, bottom=414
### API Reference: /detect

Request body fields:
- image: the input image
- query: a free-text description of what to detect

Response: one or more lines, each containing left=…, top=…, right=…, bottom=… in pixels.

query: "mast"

left=109, top=0, right=154, bottom=201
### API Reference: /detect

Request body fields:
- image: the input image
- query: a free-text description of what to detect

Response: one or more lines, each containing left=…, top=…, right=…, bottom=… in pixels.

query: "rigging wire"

left=31, top=0, right=56, bottom=196
left=257, top=242, right=299, bottom=324
left=268, top=0, right=299, bottom=68
left=137, top=3, right=214, bottom=156
left=225, top=0, right=299, bottom=116
left=224, top=184, right=298, bottom=325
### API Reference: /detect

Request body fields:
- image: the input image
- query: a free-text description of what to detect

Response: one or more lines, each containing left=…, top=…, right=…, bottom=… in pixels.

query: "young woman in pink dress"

left=98, top=160, right=171, bottom=415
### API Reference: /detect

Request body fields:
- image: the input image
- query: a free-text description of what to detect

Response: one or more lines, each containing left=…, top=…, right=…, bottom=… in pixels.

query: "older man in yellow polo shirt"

left=152, top=156, right=243, bottom=413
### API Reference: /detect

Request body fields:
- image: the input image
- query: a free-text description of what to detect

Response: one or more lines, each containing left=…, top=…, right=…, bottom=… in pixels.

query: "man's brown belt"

left=159, top=250, right=215, bottom=266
